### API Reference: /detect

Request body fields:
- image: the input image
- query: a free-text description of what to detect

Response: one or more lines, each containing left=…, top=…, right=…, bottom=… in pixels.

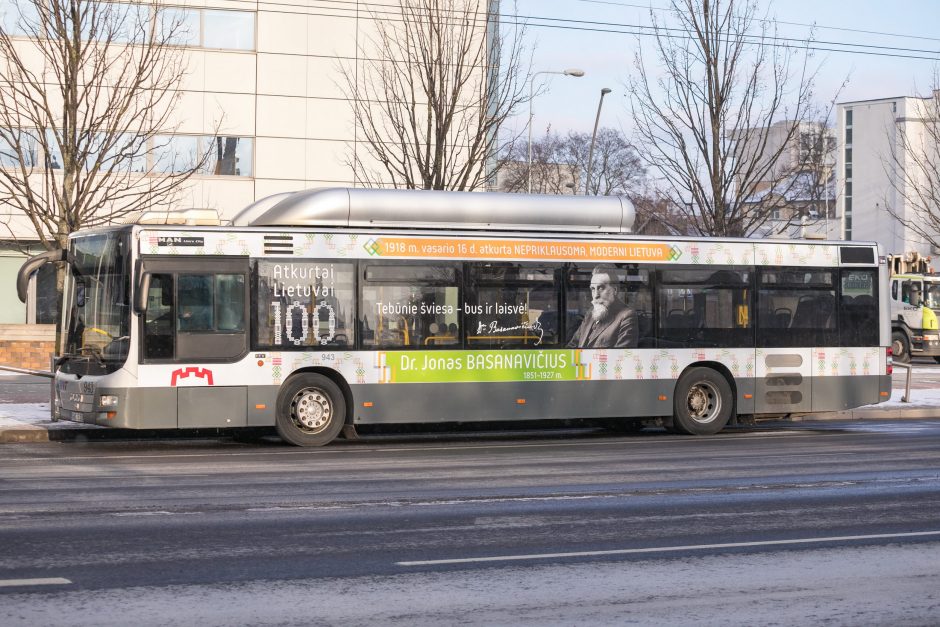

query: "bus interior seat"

left=816, top=297, right=835, bottom=327
left=666, top=309, right=687, bottom=328
left=790, top=297, right=817, bottom=328
left=772, top=307, right=792, bottom=328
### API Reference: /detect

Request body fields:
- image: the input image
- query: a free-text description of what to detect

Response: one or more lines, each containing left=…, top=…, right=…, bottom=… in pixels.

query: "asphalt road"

left=1, top=420, right=939, bottom=625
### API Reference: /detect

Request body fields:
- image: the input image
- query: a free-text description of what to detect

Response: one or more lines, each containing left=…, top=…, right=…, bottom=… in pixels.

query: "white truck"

left=888, top=253, right=940, bottom=363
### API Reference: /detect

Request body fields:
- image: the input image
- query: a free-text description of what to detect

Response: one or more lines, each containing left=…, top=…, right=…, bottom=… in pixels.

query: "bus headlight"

left=99, top=395, right=119, bottom=408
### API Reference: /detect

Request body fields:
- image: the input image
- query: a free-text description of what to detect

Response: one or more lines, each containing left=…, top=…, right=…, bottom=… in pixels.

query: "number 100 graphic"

left=270, top=301, right=337, bottom=346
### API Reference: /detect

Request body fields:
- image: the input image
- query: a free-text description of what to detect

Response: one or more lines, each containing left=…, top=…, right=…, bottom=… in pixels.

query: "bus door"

left=139, top=257, right=250, bottom=428
left=755, top=268, right=837, bottom=414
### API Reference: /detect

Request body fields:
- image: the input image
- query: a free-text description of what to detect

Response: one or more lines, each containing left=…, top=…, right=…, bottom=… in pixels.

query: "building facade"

left=0, top=0, right=495, bottom=324
left=737, top=119, right=837, bottom=240
left=836, top=94, right=940, bottom=256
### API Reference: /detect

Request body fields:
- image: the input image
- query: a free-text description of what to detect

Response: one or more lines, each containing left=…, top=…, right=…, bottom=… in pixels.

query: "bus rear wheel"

left=672, top=367, right=733, bottom=435
left=275, top=374, right=346, bottom=447
left=891, top=331, right=911, bottom=364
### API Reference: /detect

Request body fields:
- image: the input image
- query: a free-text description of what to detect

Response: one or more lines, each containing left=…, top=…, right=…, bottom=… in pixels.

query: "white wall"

left=838, top=95, right=940, bottom=256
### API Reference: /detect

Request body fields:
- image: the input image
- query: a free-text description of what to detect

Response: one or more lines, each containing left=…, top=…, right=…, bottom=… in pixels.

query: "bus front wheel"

left=672, top=367, right=733, bottom=435
left=275, top=374, right=346, bottom=446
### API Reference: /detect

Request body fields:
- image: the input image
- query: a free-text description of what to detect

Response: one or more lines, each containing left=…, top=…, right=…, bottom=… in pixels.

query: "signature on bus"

left=474, top=320, right=545, bottom=345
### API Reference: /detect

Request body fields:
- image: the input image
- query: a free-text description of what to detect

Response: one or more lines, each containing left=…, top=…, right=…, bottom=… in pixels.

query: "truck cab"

left=889, top=273, right=940, bottom=362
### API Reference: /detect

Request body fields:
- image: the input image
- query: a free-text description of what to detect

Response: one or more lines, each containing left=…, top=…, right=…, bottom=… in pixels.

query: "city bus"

left=16, top=188, right=892, bottom=446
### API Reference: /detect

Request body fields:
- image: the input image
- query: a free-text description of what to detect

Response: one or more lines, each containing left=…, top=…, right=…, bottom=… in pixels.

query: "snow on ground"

left=0, top=403, right=100, bottom=430
left=879, top=386, right=940, bottom=408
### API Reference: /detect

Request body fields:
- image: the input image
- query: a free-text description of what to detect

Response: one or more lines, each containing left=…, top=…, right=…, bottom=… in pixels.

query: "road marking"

left=0, top=577, right=71, bottom=587
left=396, top=530, right=940, bottom=566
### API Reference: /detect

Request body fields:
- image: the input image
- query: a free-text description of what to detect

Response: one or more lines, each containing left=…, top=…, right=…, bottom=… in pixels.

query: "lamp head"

left=601, top=87, right=612, bottom=95
left=564, top=69, right=586, bottom=77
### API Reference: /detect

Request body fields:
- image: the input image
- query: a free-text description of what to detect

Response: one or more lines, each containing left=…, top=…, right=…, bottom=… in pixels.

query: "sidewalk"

left=1, top=368, right=938, bottom=443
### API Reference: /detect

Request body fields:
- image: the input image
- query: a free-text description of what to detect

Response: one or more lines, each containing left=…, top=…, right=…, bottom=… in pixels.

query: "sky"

left=509, top=0, right=940, bottom=136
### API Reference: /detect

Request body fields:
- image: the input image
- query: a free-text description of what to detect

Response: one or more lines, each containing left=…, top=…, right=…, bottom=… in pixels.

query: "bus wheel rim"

left=686, top=381, right=720, bottom=424
left=291, top=388, right=332, bottom=433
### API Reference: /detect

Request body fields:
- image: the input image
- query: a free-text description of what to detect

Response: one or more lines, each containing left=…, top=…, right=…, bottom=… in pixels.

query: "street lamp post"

left=585, top=87, right=612, bottom=195
left=527, top=68, right=585, bottom=194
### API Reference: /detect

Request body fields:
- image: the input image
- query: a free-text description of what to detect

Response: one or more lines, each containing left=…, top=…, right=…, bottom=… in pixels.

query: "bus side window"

left=466, top=262, right=561, bottom=348
left=360, top=263, right=460, bottom=349
left=143, top=274, right=174, bottom=359
left=758, top=268, right=836, bottom=348
left=840, top=269, right=877, bottom=346
left=215, top=274, right=245, bottom=331
left=178, top=275, right=214, bottom=331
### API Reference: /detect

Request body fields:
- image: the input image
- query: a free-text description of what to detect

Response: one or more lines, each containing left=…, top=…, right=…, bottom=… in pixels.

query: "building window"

left=0, top=130, right=39, bottom=167
left=845, top=109, right=853, bottom=126
left=153, top=135, right=253, bottom=177
left=153, top=135, right=200, bottom=174
left=203, top=10, right=254, bottom=50
left=845, top=128, right=852, bottom=145
left=159, top=8, right=200, bottom=47
left=91, top=0, right=255, bottom=50
left=0, top=132, right=253, bottom=177
left=204, top=137, right=252, bottom=176
left=0, top=0, right=39, bottom=36
left=87, top=133, right=147, bottom=173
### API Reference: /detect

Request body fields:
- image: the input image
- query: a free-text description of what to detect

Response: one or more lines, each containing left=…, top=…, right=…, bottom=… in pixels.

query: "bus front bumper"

left=54, top=376, right=125, bottom=426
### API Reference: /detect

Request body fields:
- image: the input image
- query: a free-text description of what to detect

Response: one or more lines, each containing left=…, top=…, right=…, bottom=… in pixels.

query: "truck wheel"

left=891, top=331, right=911, bottom=364
left=275, top=374, right=346, bottom=447
left=672, top=367, right=733, bottom=435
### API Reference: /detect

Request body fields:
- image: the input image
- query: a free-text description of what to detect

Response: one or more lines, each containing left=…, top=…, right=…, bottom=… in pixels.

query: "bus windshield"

left=925, top=282, right=940, bottom=310
left=60, top=231, right=131, bottom=375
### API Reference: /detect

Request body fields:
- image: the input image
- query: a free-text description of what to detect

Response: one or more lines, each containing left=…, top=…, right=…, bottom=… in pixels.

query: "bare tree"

left=498, top=127, right=574, bottom=194
left=629, top=0, right=821, bottom=237
left=632, top=191, right=693, bottom=235
left=0, top=0, right=212, bottom=254
left=340, top=0, right=530, bottom=191
left=883, top=73, right=940, bottom=247
left=499, top=126, right=645, bottom=196
left=563, top=128, right=645, bottom=196
left=789, top=120, right=837, bottom=220
left=742, top=117, right=838, bottom=237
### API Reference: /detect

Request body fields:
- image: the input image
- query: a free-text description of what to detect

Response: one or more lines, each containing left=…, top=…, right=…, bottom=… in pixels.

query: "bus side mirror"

left=16, top=249, right=66, bottom=303
left=134, top=272, right=152, bottom=314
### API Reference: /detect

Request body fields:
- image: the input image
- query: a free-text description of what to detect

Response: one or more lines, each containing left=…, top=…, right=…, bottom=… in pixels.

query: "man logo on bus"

left=170, top=367, right=214, bottom=387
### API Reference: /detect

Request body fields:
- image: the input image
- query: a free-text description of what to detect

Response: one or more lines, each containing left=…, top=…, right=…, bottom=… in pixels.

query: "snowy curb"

left=0, top=423, right=49, bottom=443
